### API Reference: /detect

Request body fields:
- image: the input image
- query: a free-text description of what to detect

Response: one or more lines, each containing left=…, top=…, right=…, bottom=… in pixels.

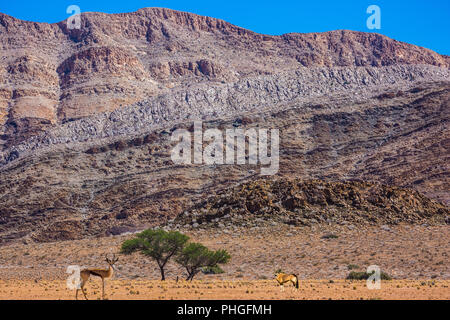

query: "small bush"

left=202, top=265, right=225, bottom=275
left=321, top=233, right=339, bottom=239
left=347, top=264, right=360, bottom=270
left=274, top=268, right=284, bottom=275
left=346, top=270, right=392, bottom=280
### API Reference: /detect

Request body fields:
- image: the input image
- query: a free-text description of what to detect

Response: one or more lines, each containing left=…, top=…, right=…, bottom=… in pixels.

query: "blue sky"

left=1, top=0, right=449, bottom=55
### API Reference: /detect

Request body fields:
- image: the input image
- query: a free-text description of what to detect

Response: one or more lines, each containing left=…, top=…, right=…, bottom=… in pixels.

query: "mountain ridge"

left=1, top=7, right=449, bottom=150
left=0, top=7, right=448, bottom=244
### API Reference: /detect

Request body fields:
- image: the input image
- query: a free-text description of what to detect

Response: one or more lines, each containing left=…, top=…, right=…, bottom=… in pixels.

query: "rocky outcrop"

left=148, top=59, right=232, bottom=80
left=171, top=179, right=449, bottom=229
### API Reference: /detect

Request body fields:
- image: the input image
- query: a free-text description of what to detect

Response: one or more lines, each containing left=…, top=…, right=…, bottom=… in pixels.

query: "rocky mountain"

left=0, top=80, right=448, bottom=244
left=0, top=7, right=449, bottom=150
left=0, top=8, right=448, bottom=244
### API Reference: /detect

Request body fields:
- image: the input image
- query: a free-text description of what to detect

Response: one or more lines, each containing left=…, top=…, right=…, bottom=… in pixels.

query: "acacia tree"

left=176, top=243, right=230, bottom=281
left=121, top=229, right=189, bottom=280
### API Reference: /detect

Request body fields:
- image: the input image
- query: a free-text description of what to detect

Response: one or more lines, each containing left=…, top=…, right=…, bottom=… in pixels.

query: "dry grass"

left=0, top=224, right=448, bottom=281
left=0, top=279, right=448, bottom=300
left=0, top=224, right=448, bottom=300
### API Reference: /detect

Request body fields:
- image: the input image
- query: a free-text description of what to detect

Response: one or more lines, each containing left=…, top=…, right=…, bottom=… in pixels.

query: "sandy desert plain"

left=0, top=224, right=448, bottom=300
left=0, top=6, right=449, bottom=302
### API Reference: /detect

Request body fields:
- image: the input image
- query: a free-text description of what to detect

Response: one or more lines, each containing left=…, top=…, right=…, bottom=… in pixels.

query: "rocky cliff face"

left=0, top=81, right=448, bottom=244
left=2, top=64, right=448, bottom=165
left=0, top=8, right=448, bottom=243
left=0, top=7, right=449, bottom=149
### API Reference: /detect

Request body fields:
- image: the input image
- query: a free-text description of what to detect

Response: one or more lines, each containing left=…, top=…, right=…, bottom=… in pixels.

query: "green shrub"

left=346, top=270, right=392, bottom=280
left=202, top=265, right=225, bottom=275
left=347, top=264, right=360, bottom=270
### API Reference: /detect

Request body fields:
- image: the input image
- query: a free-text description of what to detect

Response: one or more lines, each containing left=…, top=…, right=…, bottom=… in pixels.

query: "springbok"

left=76, top=254, right=119, bottom=300
left=275, top=272, right=299, bottom=291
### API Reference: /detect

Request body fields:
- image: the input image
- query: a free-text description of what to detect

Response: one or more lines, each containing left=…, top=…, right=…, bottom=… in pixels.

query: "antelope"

left=76, top=254, right=119, bottom=300
left=275, top=272, right=299, bottom=291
